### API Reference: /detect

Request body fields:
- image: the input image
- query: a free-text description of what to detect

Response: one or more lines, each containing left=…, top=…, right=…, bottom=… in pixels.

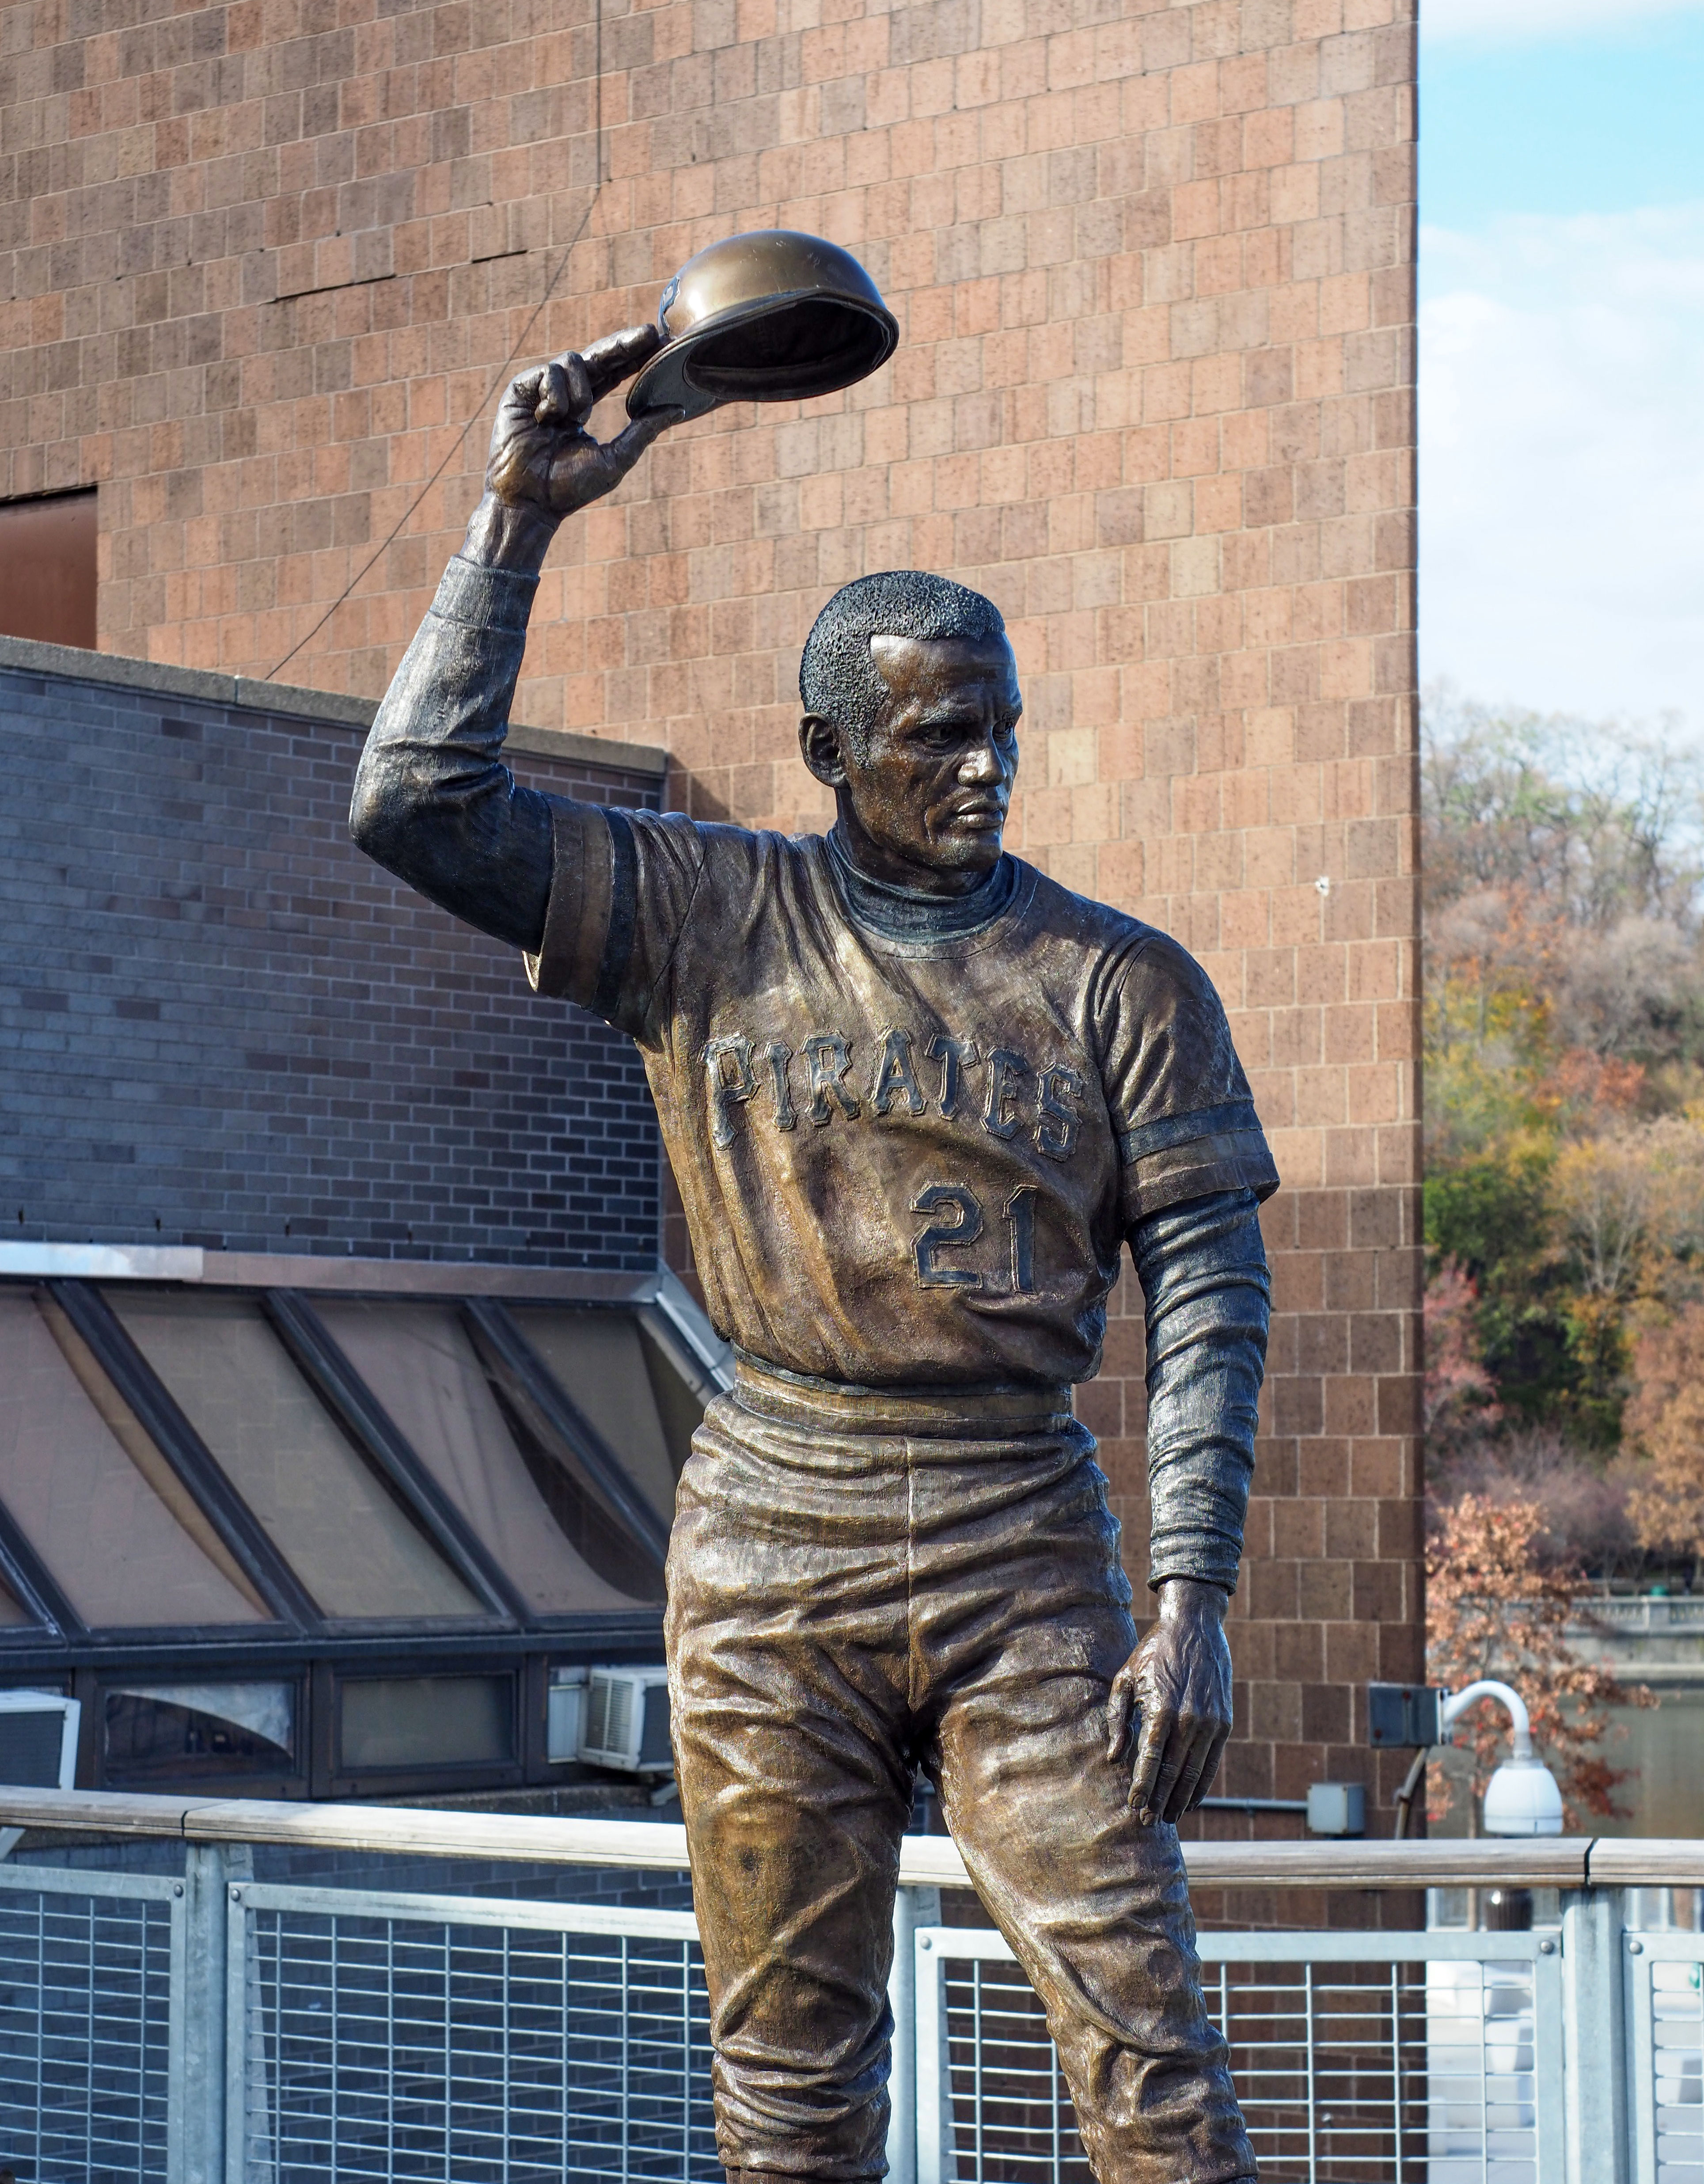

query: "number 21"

left=911, top=1183, right=1037, bottom=1294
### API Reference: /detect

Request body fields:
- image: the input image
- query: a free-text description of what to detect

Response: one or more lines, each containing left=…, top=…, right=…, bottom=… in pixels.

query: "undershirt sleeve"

left=1097, top=929, right=1279, bottom=1224
left=1130, top=1187, right=1270, bottom=1594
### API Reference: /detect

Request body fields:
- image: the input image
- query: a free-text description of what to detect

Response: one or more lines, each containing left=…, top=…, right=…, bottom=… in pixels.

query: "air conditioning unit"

left=545, top=1668, right=587, bottom=1765
left=0, top=1690, right=80, bottom=1790
left=0, top=1690, right=81, bottom=1861
left=577, top=1666, right=672, bottom=1775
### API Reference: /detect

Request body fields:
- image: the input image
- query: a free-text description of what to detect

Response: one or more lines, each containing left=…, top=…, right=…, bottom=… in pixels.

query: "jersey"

left=527, top=802, right=1277, bottom=1392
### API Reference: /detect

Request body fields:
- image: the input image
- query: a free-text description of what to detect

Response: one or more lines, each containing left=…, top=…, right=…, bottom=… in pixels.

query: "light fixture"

left=1440, top=1679, right=1564, bottom=1837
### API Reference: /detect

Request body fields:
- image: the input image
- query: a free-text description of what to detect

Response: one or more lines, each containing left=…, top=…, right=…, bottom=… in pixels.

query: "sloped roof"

left=0, top=1262, right=721, bottom=1660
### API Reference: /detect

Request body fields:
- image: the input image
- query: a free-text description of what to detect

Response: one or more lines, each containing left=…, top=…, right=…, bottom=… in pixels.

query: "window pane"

left=0, top=1292, right=267, bottom=1627
left=108, top=1291, right=480, bottom=1622
left=510, top=1308, right=690, bottom=1526
left=315, top=1301, right=654, bottom=1614
left=339, top=1675, right=512, bottom=1772
left=103, top=1680, right=296, bottom=1787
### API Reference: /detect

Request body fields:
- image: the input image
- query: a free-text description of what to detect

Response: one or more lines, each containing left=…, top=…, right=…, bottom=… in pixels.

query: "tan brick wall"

left=0, top=0, right=1422, bottom=1828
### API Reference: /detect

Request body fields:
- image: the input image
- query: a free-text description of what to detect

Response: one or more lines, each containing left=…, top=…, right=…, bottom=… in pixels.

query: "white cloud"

left=1423, top=0, right=1704, bottom=43
left=1420, top=205, right=1704, bottom=732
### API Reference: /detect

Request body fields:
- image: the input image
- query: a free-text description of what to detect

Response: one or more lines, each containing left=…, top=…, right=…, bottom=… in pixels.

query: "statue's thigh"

left=928, top=1572, right=1248, bottom=2182
left=918, top=1450, right=1139, bottom=1895
left=930, top=1566, right=1156, bottom=1936
left=668, top=1539, right=914, bottom=2050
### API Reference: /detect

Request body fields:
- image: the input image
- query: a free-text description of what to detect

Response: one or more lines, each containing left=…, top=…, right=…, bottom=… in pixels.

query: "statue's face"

left=801, top=634, right=1022, bottom=895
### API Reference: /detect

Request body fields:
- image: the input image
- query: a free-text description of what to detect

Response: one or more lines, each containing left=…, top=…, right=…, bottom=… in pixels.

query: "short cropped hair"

left=799, top=570, right=1007, bottom=752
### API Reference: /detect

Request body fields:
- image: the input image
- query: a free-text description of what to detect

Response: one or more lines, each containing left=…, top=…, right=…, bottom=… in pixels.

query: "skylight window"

left=107, top=1292, right=481, bottom=1622
left=0, top=1292, right=269, bottom=1629
left=315, top=1301, right=666, bottom=1612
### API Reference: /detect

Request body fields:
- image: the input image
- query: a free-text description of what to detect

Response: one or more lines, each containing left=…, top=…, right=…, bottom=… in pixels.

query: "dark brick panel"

left=0, top=664, right=662, bottom=1269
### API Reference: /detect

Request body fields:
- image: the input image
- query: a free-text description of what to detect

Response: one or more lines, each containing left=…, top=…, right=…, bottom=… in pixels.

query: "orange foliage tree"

left=1625, top=1304, right=1704, bottom=1587
left=1423, top=1259, right=1503, bottom=1452
left=1426, top=1494, right=1654, bottom=1829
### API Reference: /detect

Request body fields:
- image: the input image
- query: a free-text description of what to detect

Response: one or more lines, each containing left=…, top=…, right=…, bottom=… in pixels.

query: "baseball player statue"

left=353, top=322, right=1275, bottom=2184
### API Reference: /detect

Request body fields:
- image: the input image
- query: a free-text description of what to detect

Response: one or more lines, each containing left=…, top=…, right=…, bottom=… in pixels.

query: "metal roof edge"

left=0, top=1241, right=660, bottom=1299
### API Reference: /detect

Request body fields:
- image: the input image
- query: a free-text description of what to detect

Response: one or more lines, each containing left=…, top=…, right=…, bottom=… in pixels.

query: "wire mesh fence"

left=233, top=1885, right=720, bottom=2184
left=1209, top=1957, right=1437, bottom=2183
left=919, top=1926, right=1564, bottom=2184
left=937, top=1957, right=1090, bottom=2184
left=0, top=1871, right=177, bottom=2184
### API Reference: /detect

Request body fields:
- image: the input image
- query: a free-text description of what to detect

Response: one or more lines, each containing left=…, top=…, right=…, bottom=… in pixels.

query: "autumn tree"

left=1426, top=1494, right=1653, bottom=1830
left=1424, top=1261, right=1502, bottom=1454
left=1422, top=696, right=1704, bottom=1576
left=1624, top=1307, right=1704, bottom=1588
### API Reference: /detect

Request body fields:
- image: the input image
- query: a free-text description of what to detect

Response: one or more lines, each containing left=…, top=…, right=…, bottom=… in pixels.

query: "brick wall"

left=0, top=0, right=1422, bottom=1830
left=0, top=643, right=662, bottom=1268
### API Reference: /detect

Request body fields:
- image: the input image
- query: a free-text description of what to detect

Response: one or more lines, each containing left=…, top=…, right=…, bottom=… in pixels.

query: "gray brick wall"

left=0, top=653, right=663, bottom=1269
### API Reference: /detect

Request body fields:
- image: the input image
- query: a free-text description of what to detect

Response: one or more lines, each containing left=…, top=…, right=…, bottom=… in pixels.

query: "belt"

left=731, top=1352, right=1076, bottom=1439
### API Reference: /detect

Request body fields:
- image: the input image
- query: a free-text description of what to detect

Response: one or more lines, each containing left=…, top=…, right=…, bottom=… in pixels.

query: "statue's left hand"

left=1106, top=1576, right=1233, bottom=1825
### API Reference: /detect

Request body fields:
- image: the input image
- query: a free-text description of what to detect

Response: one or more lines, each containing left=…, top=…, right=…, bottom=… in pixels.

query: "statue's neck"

left=825, top=824, right=1015, bottom=940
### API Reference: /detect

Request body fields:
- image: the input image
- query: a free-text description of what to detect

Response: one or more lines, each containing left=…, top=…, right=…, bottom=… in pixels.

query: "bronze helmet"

left=626, top=231, right=899, bottom=422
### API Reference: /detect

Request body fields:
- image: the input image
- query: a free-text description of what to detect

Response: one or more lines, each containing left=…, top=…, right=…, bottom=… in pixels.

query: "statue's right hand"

left=484, top=324, right=680, bottom=526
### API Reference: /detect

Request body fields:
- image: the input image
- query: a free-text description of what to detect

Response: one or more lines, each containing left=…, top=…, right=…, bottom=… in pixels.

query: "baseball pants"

left=664, top=1361, right=1256, bottom=2184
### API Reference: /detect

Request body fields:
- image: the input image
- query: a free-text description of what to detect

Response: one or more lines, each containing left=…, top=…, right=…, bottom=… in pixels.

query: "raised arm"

left=349, top=326, right=677, bottom=950
left=1105, top=1188, right=1271, bottom=1824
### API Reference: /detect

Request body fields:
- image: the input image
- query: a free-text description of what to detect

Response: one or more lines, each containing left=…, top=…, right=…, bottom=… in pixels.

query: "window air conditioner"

left=0, top=1690, right=81, bottom=1859
left=546, top=1668, right=586, bottom=1765
left=577, top=1666, right=672, bottom=1775
left=0, top=1690, right=80, bottom=1790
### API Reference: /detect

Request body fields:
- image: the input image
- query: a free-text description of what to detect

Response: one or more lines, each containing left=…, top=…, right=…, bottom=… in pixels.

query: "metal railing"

left=1577, top=1594, right=1704, bottom=1634
left=0, top=1790, right=1695, bottom=2184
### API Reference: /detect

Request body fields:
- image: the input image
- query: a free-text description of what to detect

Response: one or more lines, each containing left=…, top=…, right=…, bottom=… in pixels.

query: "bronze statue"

left=353, top=310, right=1274, bottom=2184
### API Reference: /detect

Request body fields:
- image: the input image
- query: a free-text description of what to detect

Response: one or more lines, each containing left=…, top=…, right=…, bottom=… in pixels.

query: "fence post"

left=888, top=1883, right=941, bottom=2184
left=1560, top=1887, right=1630, bottom=2184
left=178, top=1841, right=251, bottom=2184
left=913, top=1916, right=955, bottom=2184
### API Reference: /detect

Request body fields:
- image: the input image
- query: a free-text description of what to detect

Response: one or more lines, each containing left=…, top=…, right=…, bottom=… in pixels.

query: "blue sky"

left=1419, top=0, right=1704, bottom=726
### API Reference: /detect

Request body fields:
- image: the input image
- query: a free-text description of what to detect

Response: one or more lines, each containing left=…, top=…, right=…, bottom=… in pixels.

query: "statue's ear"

left=799, top=712, right=848, bottom=788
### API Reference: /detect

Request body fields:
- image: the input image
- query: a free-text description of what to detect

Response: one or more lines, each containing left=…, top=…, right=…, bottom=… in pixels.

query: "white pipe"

left=1440, top=1678, right=1533, bottom=1759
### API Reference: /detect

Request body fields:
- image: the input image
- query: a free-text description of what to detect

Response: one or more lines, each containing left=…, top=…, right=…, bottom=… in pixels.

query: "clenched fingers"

left=581, top=322, right=664, bottom=402
left=533, top=355, right=591, bottom=426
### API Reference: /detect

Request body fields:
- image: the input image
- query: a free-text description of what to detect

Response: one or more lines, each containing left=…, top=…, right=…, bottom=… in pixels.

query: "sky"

left=1419, top=0, right=1704, bottom=729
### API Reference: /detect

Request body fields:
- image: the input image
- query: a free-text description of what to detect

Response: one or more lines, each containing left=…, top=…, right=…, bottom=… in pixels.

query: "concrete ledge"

left=0, top=632, right=668, bottom=778
left=0, top=630, right=376, bottom=728
left=506, top=718, right=668, bottom=778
